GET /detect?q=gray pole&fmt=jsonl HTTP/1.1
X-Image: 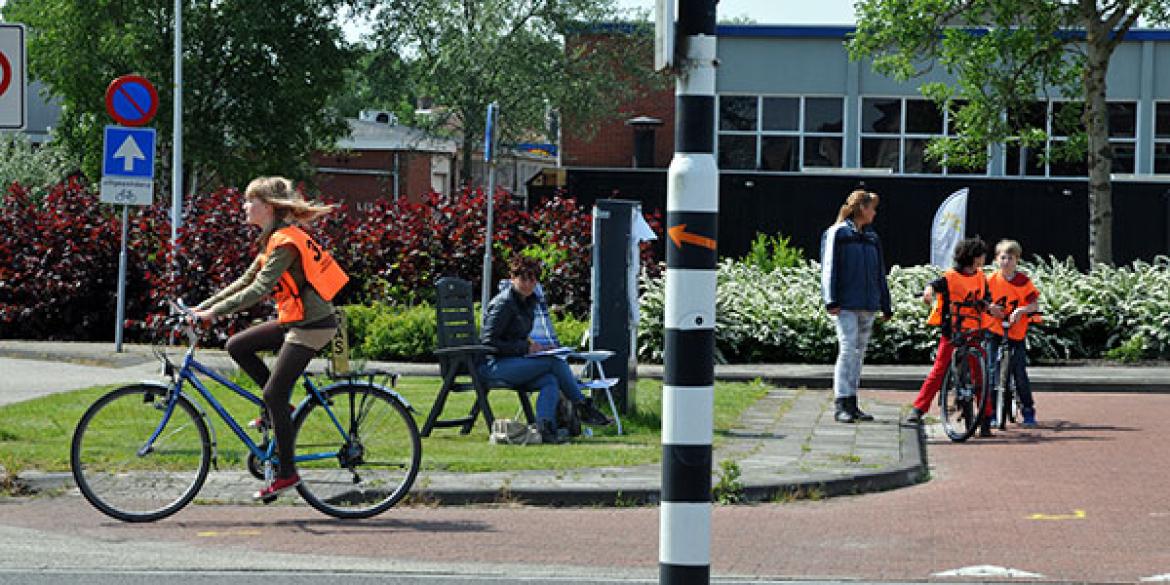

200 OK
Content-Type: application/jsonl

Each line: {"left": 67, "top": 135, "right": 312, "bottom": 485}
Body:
{"left": 171, "top": 0, "right": 183, "bottom": 249}
{"left": 115, "top": 205, "right": 129, "bottom": 352}
{"left": 660, "top": 1, "right": 718, "bottom": 583}
{"left": 480, "top": 102, "right": 498, "bottom": 314}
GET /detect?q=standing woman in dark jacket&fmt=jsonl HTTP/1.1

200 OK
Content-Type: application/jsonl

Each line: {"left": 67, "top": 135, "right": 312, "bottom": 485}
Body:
{"left": 820, "top": 189, "right": 892, "bottom": 423}
{"left": 479, "top": 256, "right": 611, "bottom": 443}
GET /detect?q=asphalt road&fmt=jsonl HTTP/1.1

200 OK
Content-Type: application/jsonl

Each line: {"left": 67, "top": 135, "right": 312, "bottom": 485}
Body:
{"left": 2, "top": 390, "right": 1168, "bottom": 582}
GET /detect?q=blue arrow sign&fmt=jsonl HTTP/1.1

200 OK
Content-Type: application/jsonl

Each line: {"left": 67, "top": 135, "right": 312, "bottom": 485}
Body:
{"left": 102, "top": 126, "right": 155, "bottom": 179}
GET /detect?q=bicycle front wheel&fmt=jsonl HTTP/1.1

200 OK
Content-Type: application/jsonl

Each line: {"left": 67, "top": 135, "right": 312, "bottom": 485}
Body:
{"left": 293, "top": 384, "right": 421, "bottom": 519}
{"left": 939, "top": 345, "right": 988, "bottom": 442}
{"left": 71, "top": 384, "right": 210, "bottom": 522}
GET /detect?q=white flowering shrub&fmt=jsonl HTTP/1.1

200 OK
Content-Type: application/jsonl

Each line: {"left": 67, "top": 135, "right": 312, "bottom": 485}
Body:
{"left": 637, "top": 256, "right": 1170, "bottom": 364}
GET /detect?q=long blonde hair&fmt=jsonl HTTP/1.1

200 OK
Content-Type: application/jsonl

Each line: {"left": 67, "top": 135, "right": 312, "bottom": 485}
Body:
{"left": 836, "top": 189, "right": 879, "bottom": 223}
{"left": 247, "top": 176, "right": 335, "bottom": 252}
{"left": 246, "top": 176, "right": 334, "bottom": 225}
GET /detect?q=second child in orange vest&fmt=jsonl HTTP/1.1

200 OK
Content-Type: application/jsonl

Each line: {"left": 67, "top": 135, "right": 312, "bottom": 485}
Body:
{"left": 191, "top": 177, "right": 348, "bottom": 501}
{"left": 985, "top": 239, "right": 1041, "bottom": 427}
{"left": 906, "top": 237, "right": 1003, "bottom": 435}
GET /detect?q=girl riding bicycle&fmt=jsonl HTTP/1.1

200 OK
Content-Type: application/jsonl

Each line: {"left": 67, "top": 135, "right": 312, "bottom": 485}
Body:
{"left": 906, "top": 237, "right": 1003, "bottom": 436}
{"left": 191, "top": 176, "right": 348, "bottom": 500}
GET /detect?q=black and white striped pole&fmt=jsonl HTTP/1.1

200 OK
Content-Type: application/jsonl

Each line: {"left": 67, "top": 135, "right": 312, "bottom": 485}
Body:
{"left": 658, "top": 1, "right": 717, "bottom": 583}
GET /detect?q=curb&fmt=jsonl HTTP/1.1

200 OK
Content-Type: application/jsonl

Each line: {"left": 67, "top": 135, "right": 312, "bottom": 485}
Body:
{"left": 15, "top": 421, "right": 928, "bottom": 508}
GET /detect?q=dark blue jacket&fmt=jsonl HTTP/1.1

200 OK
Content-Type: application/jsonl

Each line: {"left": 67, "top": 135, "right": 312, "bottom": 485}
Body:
{"left": 820, "top": 219, "right": 892, "bottom": 314}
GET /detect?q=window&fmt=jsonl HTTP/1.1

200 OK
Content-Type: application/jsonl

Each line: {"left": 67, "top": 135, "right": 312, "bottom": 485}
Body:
{"left": 1005, "top": 100, "right": 1137, "bottom": 177}
{"left": 716, "top": 95, "right": 843, "bottom": 171}
{"left": 859, "top": 97, "right": 968, "bottom": 175}
{"left": 1155, "top": 102, "right": 1170, "bottom": 174}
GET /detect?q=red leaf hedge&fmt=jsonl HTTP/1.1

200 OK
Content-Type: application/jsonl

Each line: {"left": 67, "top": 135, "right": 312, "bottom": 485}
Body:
{"left": 0, "top": 181, "right": 661, "bottom": 342}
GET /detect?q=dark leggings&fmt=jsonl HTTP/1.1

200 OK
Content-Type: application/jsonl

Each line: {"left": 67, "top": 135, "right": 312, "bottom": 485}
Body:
{"left": 225, "top": 321, "right": 316, "bottom": 479}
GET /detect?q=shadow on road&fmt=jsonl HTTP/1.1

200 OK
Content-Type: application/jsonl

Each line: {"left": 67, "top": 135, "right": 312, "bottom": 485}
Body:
{"left": 98, "top": 517, "right": 493, "bottom": 535}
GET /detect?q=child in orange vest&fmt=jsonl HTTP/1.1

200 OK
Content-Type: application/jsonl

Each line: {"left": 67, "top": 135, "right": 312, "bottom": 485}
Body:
{"left": 985, "top": 239, "right": 1040, "bottom": 427}
{"left": 906, "top": 237, "right": 1002, "bottom": 436}
{"left": 192, "top": 177, "right": 347, "bottom": 500}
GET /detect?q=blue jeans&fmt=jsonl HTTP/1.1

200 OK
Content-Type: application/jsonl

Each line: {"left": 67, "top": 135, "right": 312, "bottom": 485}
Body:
{"left": 832, "top": 310, "right": 876, "bottom": 399}
{"left": 479, "top": 356, "right": 585, "bottom": 424}
{"left": 986, "top": 337, "right": 1034, "bottom": 411}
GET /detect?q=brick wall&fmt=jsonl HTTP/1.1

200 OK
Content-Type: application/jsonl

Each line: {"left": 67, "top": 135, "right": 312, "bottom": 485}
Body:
{"left": 313, "top": 150, "right": 451, "bottom": 204}
{"left": 561, "top": 33, "right": 675, "bottom": 169}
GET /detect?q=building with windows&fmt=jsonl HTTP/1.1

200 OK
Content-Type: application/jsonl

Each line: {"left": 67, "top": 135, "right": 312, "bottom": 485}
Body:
{"left": 555, "top": 25, "right": 1170, "bottom": 266}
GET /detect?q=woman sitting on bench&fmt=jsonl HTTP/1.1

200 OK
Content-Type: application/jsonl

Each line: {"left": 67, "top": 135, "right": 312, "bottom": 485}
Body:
{"left": 479, "top": 256, "right": 612, "bottom": 443}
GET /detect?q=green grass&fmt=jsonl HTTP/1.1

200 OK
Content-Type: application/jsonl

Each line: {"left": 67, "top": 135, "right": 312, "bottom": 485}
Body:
{"left": 0, "top": 375, "right": 770, "bottom": 474}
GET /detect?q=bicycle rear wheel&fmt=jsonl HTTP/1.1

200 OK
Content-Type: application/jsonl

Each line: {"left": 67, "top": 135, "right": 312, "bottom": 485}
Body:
{"left": 71, "top": 384, "right": 210, "bottom": 522}
{"left": 939, "top": 344, "right": 988, "bottom": 442}
{"left": 292, "top": 383, "right": 421, "bottom": 519}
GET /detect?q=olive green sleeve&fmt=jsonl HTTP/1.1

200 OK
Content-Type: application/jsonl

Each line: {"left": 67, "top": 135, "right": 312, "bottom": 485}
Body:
{"left": 195, "top": 255, "right": 263, "bottom": 310}
{"left": 207, "top": 246, "right": 297, "bottom": 317}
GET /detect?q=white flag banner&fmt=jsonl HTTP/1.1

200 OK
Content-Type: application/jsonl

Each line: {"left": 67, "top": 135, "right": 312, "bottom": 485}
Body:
{"left": 931, "top": 187, "right": 968, "bottom": 268}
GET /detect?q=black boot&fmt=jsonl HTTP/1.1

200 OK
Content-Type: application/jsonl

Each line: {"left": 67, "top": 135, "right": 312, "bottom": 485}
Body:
{"left": 834, "top": 397, "right": 857, "bottom": 423}
{"left": 539, "top": 420, "right": 567, "bottom": 444}
{"left": 847, "top": 396, "right": 875, "bottom": 422}
{"left": 979, "top": 416, "right": 993, "bottom": 437}
{"left": 575, "top": 397, "right": 613, "bottom": 426}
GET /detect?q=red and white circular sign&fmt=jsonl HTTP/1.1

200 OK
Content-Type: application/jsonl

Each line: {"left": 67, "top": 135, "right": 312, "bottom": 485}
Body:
{"left": 0, "top": 51, "right": 11, "bottom": 98}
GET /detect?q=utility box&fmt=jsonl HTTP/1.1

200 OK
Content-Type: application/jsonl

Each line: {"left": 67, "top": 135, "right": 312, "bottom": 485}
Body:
{"left": 591, "top": 199, "right": 653, "bottom": 414}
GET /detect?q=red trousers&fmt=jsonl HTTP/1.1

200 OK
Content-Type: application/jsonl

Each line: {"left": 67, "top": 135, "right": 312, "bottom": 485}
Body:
{"left": 912, "top": 336, "right": 988, "bottom": 414}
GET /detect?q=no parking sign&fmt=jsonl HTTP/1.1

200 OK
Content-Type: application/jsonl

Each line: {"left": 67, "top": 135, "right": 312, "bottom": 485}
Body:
{"left": 105, "top": 75, "right": 159, "bottom": 127}
{"left": 0, "top": 24, "right": 26, "bottom": 130}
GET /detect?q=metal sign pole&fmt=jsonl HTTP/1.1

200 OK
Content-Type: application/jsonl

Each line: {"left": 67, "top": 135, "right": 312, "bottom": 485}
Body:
{"left": 115, "top": 205, "right": 129, "bottom": 352}
{"left": 171, "top": 0, "right": 183, "bottom": 252}
{"left": 480, "top": 101, "right": 499, "bottom": 314}
{"left": 660, "top": 1, "right": 718, "bottom": 583}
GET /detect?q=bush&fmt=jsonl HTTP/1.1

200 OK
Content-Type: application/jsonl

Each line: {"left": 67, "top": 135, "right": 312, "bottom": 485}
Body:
{"left": 637, "top": 256, "right": 1170, "bottom": 364}
{"left": 1, "top": 180, "right": 648, "bottom": 341}
{"left": 356, "top": 303, "right": 437, "bottom": 361}
{"left": 741, "top": 232, "right": 804, "bottom": 273}
{"left": 0, "top": 135, "right": 76, "bottom": 202}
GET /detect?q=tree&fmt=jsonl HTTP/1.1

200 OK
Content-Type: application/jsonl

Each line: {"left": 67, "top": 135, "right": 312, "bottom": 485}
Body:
{"left": 362, "top": 0, "right": 654, "bottom": 184}
{"left": 849, "top": 0, "right": 1170, "bottom": 265}
{"left": 327, "top": 44, "right": 418, "bottom": 123}
{"left": 3, "top": 0, "right": 356, "bottom": 195}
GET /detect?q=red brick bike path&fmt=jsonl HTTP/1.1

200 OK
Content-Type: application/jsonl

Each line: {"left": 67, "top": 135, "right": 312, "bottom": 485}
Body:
{"left": 3, "top": 390, "right": 1168, "bottom": 582}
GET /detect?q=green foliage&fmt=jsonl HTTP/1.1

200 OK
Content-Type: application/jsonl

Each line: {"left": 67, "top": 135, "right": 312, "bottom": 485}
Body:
{"left": 365, "top": 0, "right": 656, "bottom": 182}
{"left": 741, "top": 232, "right": 805, "bottom": 273}
{"left": 0, "top": 134, "right": 76, "bottom": 201}
{"left": 3, "top": 0, "right": 354, "bottom": 192}
{"left": 1105, "top": 334, "right": 1147, "bottom": 364}
{"left": 345, "top": 301, "right": 586, "bottom": 359}
{"left": 638, "top": 256, "right": 1170, "bottom": 364}
{"left": 713, "top": 459, "right": 744, "bottom": 505}
{"left": 553, "top": 312, "right": 590, "bottom": 350}
{"left": 352, "top": 303, "right": 437, "bottom": 362}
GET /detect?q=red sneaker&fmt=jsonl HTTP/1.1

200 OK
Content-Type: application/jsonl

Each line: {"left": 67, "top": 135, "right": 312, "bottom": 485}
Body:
{"left": 253, "top": 474, "right": 301, "bottom": 500}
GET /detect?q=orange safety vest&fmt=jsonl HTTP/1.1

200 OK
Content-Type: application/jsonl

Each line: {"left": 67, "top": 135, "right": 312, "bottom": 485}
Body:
{"left": 260, "top": 225, "right": 349, "bottom": 324}
{"left": 985, "top": 271, "right": 1040, "bottom": 341}
{"left": 926, "top": 269, "right": 988, "bottom": 330}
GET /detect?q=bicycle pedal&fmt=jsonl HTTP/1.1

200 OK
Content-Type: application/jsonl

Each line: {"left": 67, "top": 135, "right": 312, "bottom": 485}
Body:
{"left": 261, "top": 494, "right": 278, "bottom": 505}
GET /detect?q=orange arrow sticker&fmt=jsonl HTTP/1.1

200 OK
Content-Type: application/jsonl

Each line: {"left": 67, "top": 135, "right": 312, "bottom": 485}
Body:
{"left": 668, "top": 224, "right": 716, "bottom": 251}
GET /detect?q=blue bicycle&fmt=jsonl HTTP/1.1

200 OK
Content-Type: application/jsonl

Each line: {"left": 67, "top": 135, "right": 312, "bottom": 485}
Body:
{"left": 70, "top": 301, "right": 421, "bottom": 522}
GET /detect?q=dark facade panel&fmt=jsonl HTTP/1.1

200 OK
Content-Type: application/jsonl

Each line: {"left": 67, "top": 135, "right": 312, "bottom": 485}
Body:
{"left": 538, "top": 169, "right": 1170, "bottom": 268}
